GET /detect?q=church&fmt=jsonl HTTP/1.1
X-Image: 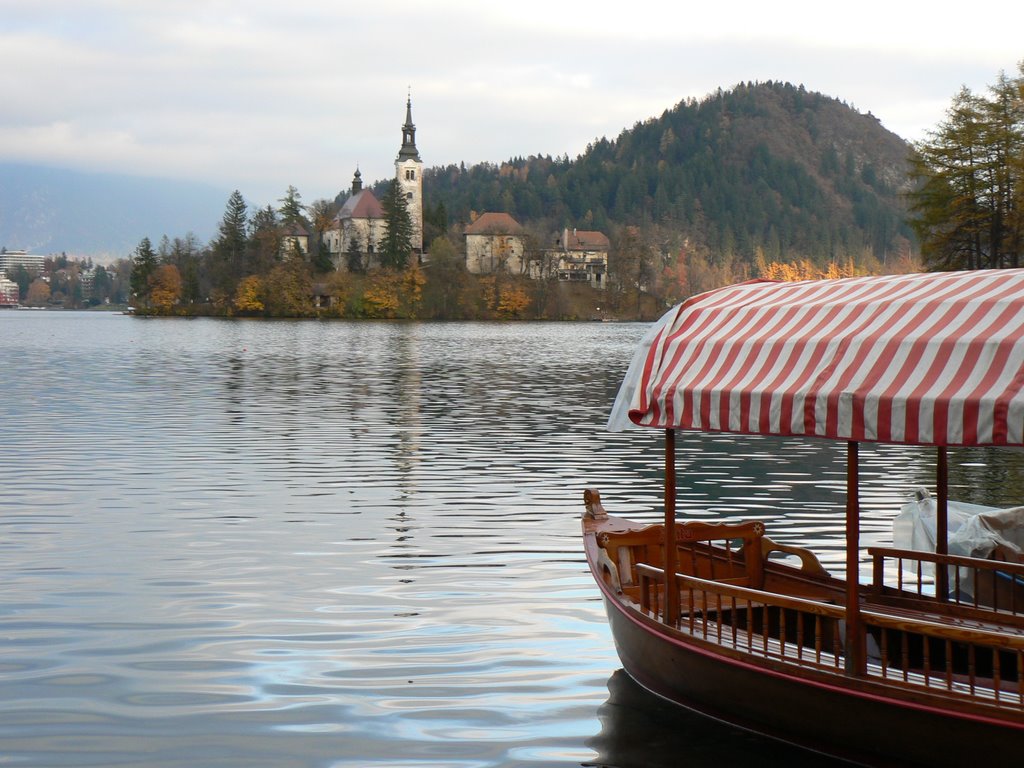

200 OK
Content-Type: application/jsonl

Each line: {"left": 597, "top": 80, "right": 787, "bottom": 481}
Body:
{"left": 322, "top": 98, "right": 424, "bottom": 270}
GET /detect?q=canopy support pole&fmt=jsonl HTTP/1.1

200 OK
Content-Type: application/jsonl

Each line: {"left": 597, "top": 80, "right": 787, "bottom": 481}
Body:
{"left": 845, "top": 441, "right": 865, "bottom": 675}
{"left": 936, "top": 446, "right": 949, "bottom": 602}
{"left": 664, "top": 429, "right": 679, "bottom": 627}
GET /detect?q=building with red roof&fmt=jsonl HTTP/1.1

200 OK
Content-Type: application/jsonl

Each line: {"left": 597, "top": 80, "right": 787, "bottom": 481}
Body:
{"left": 464, "top": 212, "right": 527, "bottom": 274}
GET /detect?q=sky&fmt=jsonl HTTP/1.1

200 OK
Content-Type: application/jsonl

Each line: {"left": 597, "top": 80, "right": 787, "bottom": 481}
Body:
{"left": 4, "top": 0, "right": 1022, "bottom": 208}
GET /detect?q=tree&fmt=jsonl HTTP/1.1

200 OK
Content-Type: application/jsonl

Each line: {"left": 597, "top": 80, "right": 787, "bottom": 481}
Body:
{"left": 249, "top": 205, "right": 281, "bottom": 274}
{"left": 423, "top": 200, "right": 448, "bottom": 248}
{"left": 362, "top": 270, "right": 402, "bottom": 318}
{"left": 307, "top": 198, "right": 334, "bottom": 232}
{"left": 496, "top": 281, "right": 531, "bottom": 318}
{"left": 399, "top": 265, "right": 426, "bottom": 318}
{"left": 909, "top": 66, "right": 1024, "bottom": 270}
{"left": 307, "top": 198, "right": 337, "bottom": 273}
{"left": 346, "top": 235, "right": 364, "bottom": 273}
{"left": 321, "top": 271, "right": 349, "bottom": 316}
{"left": 130, "top": 236, "right": 158, "bottom": 307}
{"left": 311, "top": 242, "right": 334, "bottom": 274}
{"left": 169, "top": 233, "right": 203, "bottom": 305}
{"left": 380, "top": 178, "right": 415, "bottom": 269}
{"left": 90, "top": 265, "right": 112, "bottom": 305}
{"left": 233, "top": 275, "right": 265, "bottom": 315}
{"left": 420, "top": 236, "right": 467, "bottom": 317}
{"left": 611, "top": 226, "right": 655, "bottom": 319}
{"left": 8, "top": 264, "right": 33, "bottom": 300}
{"left": 210, "top": 190, "right": 248, "bottom": 299}
{"left": 278, "top": 185, "right": 305, "bottom": 224}
{"left": 262, "top": 248, "right": 312, "bottom": 317}
{"left": 149, "top": 264, "right": 182, "bottom": 312}
{"left": 25, "top": 278, "right": 50, "bottom": 307}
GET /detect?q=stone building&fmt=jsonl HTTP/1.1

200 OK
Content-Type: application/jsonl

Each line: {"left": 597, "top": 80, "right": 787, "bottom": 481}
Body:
{"left": 281, "top": 222, "right": 309, "bottom": 256}
{"left": 464, "top": 212, "right": 526, "bottom": 274}
{"left": 323, "top": 170, "right": 385, "bottom": 270}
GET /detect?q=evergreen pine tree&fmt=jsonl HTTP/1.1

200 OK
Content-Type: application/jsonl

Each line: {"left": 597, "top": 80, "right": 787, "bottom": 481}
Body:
{"left": 346, "top": 236, "right": 364, "bottom": 273}
{"left": 210, "top": 190, "right": 249, "bottom": 297}
{"left": 909, "top": 66, "right": 1024, "bottom": 271}
{"left": 130, "top": 236, "right": 158, "bottom": 307}
{"left": 278, "top": 185, "right": 305, "bottom": 224}
{"left": 249, "top": 205, "right": 281, "bottom": 274}
{"left": 380, "top": 179, "right": 415, "bottom": 269}
{"left": 312, "top": 241, "right": 334, "bottom": 273}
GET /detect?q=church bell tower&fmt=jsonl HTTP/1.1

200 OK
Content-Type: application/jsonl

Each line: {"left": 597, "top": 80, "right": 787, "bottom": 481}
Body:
{"left": 395, "top": 95, "right": 424, "bottom": 254}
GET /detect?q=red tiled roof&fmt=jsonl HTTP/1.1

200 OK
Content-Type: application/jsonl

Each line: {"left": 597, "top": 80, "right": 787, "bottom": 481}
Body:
{"left": 337, "top": 190, "right": 383, "bottom": 220}
{"left": 283, "top": 222, "right": 309, "bottom": 236}
{"left": 564, "top": 229, "right": 609, "bottom": 250}
{"left": 464, "top": 212, "right": 525, "bottom": 235}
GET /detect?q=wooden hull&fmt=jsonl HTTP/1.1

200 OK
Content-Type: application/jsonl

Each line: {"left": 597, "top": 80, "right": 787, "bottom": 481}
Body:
{"left": 599, "top": 566, "right": 1024, "bottom": 767}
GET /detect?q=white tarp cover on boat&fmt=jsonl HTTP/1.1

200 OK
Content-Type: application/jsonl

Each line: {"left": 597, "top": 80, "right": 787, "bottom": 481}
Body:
{"left": 893, "top": 489, "right": 1024, "bottom": 597}
{"left": 611, "top": 269, "right": 1024, "bottom": 446}
{"left": 893, "top": 489, "right": 1024, "bottom": 561}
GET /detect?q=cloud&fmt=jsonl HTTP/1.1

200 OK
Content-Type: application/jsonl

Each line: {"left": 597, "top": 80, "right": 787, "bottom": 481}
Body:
{"left": 3, "top": 1, "right": 1022, "bottom": 206}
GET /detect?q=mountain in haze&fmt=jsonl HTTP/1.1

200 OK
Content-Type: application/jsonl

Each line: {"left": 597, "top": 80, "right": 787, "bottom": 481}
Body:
{"left": 0, "top": 163, "right": 227, "bottom": 260}
{"left": 425, "top": 81, "right": 915, "bottom": 264}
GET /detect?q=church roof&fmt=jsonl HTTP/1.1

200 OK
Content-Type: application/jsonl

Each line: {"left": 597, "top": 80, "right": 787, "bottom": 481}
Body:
{"left": 398, "top": 97, "right": 421, "bottom": 162}
{"left": 464, "top": 212, "right": 525, "bottom": 236}
{"left": 337, "top": 190, "right": 383, "bottom": 221}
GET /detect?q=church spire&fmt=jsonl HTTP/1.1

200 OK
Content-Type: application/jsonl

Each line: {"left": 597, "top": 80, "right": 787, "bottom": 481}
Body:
{"left": 397, "top": 94, "right": 420, "bottom": 162}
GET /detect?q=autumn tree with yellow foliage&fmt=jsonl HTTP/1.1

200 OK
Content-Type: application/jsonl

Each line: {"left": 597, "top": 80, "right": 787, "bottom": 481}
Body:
{"left": 148, "top": 264, "right": 183, "bottom": 312}
{"left": 496, "top": 282, "right": 531, "bottom": 318}
{"left": 756, "top": 252, "right": 860, "bottom": 282}
{"left": 360, "top": 266, "right": 425, "bottom": 319}
{"left": 233, "top": 275, "right": 265, "bottom": 315}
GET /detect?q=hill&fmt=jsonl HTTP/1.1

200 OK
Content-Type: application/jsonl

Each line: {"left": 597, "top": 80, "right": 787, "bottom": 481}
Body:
{"left": 0, "top": 163, "right": 225, "bottom": 260}
{"left": 424, "top": 81, "right": 914, "bottom": 266}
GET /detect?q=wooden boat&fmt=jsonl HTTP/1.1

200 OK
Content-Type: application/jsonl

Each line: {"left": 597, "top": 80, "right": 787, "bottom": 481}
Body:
{"left": 584, "top": 270, "right": 1024, "bottom": 766}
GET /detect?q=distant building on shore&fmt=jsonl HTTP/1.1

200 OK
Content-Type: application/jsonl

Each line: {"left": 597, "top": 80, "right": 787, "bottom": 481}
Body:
{"left": 545, "top": 227, "right": 609, "bottom": 289}
{"left": 0, "top": 249, "right": 45, "bottom": 275}
{"left": 0, "top": 273, "right": 18, "bottom": 306}
{"left": 324, "top": 170, "right": 385, "bottom": 270}
{"left": 464, "top": 212, "right": 527, "bottom": 274}
{"left": 462, "top": 216, "right": 609, "bottom": 290}
{"left": 281, "top": 222, "right": 309, "bottom": 256}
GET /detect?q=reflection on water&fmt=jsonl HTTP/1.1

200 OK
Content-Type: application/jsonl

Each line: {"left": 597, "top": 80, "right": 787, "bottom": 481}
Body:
{"left": 2, "top": 311, "right": 1024, "bottom": 767}
{"left": 586, "top": 671, "right": 849, "bottom": 768}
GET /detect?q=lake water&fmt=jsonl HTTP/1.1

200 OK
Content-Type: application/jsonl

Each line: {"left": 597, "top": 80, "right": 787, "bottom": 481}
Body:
{"left": 2, "top": 311, "right": 1021, "bottom": 767}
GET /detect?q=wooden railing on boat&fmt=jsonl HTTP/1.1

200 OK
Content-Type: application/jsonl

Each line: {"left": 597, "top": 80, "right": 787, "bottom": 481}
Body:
{"left": 869, "top": 546, "right": 1024, "bottom": 618}
{"left": 630, "top": 562, "right": 1024, "bottom": 714}
{"left": 637, "top": 563, "right": 846, "bottom": 672}
{"left": 596, "top": 521, "right": 833, "bottom": 604}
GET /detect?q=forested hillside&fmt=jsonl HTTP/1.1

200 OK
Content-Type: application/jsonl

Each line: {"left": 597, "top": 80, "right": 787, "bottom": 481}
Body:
{"left": 424, "top": 82, "right": 915, "bottom": 270}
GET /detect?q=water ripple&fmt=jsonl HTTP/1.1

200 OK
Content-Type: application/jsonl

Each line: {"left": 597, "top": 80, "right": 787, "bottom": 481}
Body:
{"left": 2, "top": 312, "right": 1023, "bottom": 766}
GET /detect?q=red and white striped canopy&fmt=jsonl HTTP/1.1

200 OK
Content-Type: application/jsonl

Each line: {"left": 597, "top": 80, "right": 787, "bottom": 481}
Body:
{"left": 616, "top": 270, "right": 1024, "bottom": 446}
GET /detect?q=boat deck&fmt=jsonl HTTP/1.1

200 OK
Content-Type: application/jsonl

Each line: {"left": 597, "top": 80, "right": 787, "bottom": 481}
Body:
{"left": 587, "top": 511, "right": 1024, "bottom": 719}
